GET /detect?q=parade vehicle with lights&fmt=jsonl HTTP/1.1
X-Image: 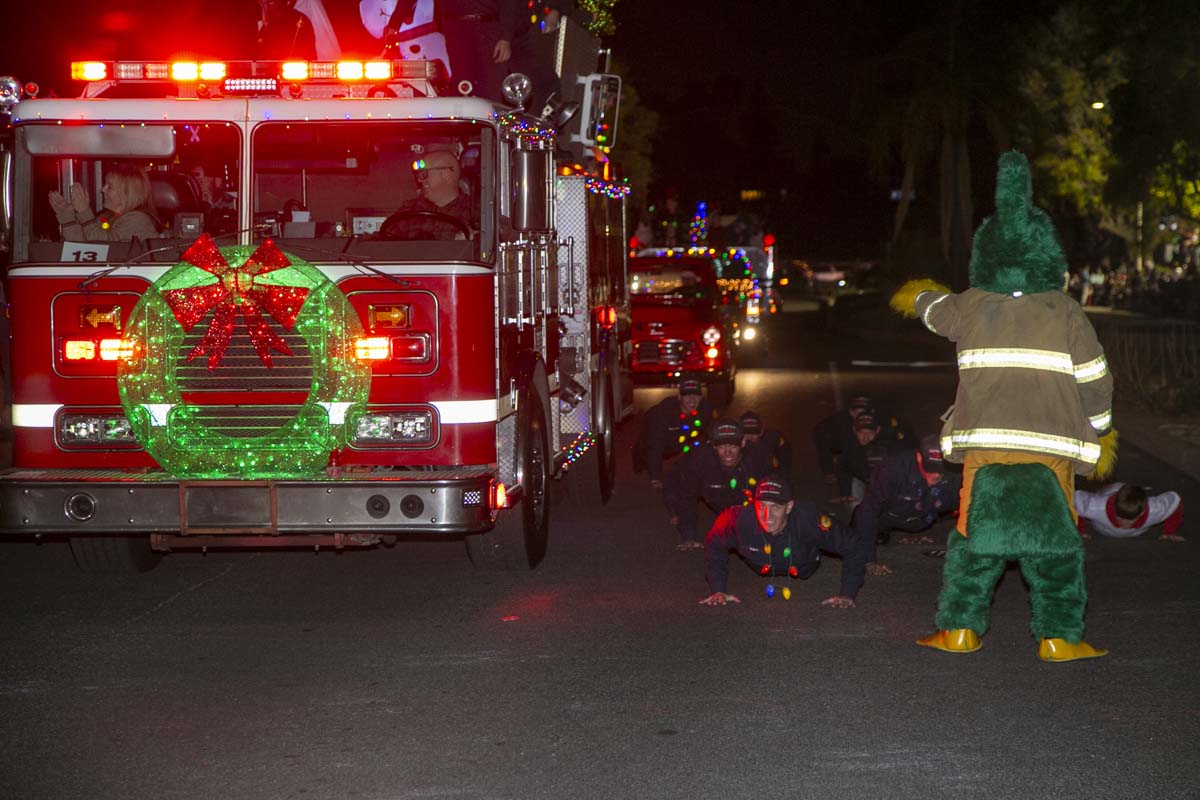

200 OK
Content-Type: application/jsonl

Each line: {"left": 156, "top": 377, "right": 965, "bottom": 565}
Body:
{"left": 716, "top": 244, "right": 778, "bottom": 359}
{"left": 0, "top": 47, "right": 632, "bottom": 572}
{"left": 627, "top": 253, "right": 735, "bottom": 407}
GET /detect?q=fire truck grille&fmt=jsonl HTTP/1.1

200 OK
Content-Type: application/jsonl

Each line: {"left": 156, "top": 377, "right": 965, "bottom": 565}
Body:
{"left": 174, "top": 324, "right": 315, "bottom": 438}
{"left": 185, "top": 405, "right": 312, "bottom": 439}
{"left": 635, "top": 339, "right": 694, "bottom": 365}
{"left": 176, "top": 325, "right": 314, "bottom": 392}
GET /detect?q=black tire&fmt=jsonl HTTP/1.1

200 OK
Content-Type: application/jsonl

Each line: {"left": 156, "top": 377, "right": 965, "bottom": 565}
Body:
{"left": 466, "top": 392, "right": 550, "bottom": 570}
{"left": 708, "top": 376, "right": 734, "bottom": 411}
{"left": 565, "top": 376, "right": 616, "bottom": 506}
{"left": 69, "top": 536, "right": 162, "bottom": 574}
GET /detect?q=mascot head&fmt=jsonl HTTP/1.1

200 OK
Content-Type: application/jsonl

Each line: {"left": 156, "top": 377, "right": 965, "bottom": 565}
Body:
{"left": 968, "top": 151, "right": 1067, "bottom": 294}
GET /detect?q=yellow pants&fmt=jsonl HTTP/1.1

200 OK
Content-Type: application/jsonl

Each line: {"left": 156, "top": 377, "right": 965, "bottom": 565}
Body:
{"left": 956, "top": 449, "right": 1076, "bottom": 536}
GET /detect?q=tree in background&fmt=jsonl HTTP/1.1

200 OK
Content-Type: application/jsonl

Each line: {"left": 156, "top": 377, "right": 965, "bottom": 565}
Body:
{"left": 1013, "top": 3, "right": 1132, "bottom": 261}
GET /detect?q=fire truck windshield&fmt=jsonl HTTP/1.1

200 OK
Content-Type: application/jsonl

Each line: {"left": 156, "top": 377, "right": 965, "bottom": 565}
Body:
{"left": 252, "top": 121, "right": 495, "bottom": 264}
{"left": 17, "top": 121, "right": 242, "bottom": 264}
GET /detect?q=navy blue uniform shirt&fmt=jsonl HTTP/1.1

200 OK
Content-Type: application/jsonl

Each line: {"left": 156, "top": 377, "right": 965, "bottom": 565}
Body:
{"left": 663, "top": 441, "right": 772, "bottom": 542}
{"left": 852, "top": 449, "right": 963, "bottom": 556}
{"left": 704, "top": 502, "right": 869, "bottom": 599}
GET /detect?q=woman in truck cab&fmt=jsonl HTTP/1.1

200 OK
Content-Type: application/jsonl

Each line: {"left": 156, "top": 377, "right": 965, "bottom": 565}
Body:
{"left": 49, "top": 163, "right": 161, "bottom": 242}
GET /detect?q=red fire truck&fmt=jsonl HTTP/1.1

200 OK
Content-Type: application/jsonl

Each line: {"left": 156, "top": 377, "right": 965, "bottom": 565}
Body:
{"left": 0, "top": 50, "right": 633, "bottom": 572}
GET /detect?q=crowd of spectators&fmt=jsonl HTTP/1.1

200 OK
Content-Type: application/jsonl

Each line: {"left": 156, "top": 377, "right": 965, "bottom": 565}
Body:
{"left": 1067, "top": 259, "right": 1200, "bottom": 319}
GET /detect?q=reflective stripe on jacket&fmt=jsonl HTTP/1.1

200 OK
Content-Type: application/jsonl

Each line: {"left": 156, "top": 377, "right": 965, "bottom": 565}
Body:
{"left": 914, "top": 287, "right": 1113, "bottom": 475}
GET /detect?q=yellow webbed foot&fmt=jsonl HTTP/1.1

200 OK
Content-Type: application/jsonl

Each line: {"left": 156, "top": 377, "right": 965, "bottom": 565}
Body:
{"left": 1038, "top": 638, "right": 1108, "bottom": 662}
{"left": 916, "top": 628, "right": 981, "bottom": 653}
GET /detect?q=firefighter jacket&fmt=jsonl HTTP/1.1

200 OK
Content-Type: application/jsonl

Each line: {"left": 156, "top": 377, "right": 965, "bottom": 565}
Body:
{"left": 915, "top": 287, "right": 1113, "bottom": 474}
{"left": 663, "top": 441, "right": 772, "bottom": 542}
{"left": 704, "top": 502, "right": 868, "bottom": 599}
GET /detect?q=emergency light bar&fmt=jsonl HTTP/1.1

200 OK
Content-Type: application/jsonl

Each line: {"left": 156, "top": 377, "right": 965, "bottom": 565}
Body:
{"left": 70, "top": 59, "right": 441, "bottom": 95}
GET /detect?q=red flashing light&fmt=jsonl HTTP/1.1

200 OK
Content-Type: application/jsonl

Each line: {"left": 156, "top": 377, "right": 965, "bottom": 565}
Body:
{"left": 281, "top": 62, "right": 308, "bottom": 81}
{"left": 493, "top": 482, "right": 508, "bottom": 509}
{"left": 337, "top": 61, "right": 364, "bottom": 81}
{"left": 600, "top": 306, "right": 618, "bottom": 330}
{"left": 171, "top": 62, "right": 199, "bottom": 81}
{"left": 762, "top": 233, "right": 776, "bottom": 248}
{"left": 71, "top": 62, "right": 108, "bottom": 81}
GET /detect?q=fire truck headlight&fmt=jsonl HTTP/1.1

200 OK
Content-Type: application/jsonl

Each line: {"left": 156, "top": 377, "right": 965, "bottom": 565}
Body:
{"left": 353, "top": 410, "right": 434, "bottom": 444}
{"left": 60, "top": 414, "right": 136, "bottom": 445}
{"left": 701, "top": 326, "right": 721, "bottom": 346}
{"left": 743, "top": 326, "right": 757, "bottom": 341}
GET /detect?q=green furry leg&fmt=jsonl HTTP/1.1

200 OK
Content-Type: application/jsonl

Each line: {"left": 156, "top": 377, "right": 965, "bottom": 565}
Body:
{"left": 1018, "top": 549, "right": 1087, "bottom": 642}
{"left": 934, "top": 531, "right": 1007, "bottom": 636}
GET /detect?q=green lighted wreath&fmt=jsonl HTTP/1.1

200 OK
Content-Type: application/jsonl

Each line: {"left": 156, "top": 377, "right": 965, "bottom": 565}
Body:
{"left": 118, "top": 236, "right": 370, "bottom": 478}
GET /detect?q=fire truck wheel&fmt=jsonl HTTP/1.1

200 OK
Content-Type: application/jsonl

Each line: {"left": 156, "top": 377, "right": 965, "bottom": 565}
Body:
{"left": 69, "top": 536, "right": 162, "bottom": 574}
{"left": 565, "top": 378, "right": 615, "bottom": 506}
{"left": 466, "top": 393, "right": 550, "bottom": 570}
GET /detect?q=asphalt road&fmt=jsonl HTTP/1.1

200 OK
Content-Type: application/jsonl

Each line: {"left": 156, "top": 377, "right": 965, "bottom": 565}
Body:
{"left": 2, "top": 301, "right": 1197, "bottom": 800}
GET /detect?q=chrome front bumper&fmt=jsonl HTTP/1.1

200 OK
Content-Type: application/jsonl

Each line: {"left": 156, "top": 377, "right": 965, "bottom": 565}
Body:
{"left": 0, "top": 469, "right": 495, "bottom": 536}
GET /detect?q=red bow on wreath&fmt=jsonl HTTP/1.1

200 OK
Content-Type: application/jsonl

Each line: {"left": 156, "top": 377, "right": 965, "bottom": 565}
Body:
{"left": 162, "top": 234, "right": 310, "bottom": 370}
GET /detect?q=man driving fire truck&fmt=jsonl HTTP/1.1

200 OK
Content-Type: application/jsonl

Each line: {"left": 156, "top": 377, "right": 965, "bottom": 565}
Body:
{"left": 379, "top": 149, "right": 474, "bottom": 240}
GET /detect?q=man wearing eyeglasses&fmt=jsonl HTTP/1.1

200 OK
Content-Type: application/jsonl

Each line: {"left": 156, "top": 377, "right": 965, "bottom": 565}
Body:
{"left": 379, "top": 150, "right": 474, "bottom": 240}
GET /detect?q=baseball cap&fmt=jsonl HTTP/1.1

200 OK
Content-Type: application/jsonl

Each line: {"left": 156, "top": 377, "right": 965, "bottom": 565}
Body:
{"left": 919, "top": 433, "right": 945, "bottom": 472}
{"left": 754, "top": 473, "right": 794, "bottom": 504}
{"left": 739, "top": 410, "right": 763, "bottom": 436}
{"left": 710, "top": 417, "right": 742, "bottom": 445}
{"left": 853, "top": 411, "right": 879, "bottom": 431}
{"left": 679, "top": 378, "right": 703, "bottom": 396}
{"left": 848, "top": 395, "right": 873, "bottom": 412}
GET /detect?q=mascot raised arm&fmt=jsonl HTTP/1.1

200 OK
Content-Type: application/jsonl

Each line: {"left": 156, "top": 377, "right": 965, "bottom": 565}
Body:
{"left": 891, "top": 151, "right": 1117, "bottom": 663}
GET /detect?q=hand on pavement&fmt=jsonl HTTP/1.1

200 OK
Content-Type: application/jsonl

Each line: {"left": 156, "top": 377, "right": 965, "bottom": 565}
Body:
{"left": 899, "top": 534, "right": 935, "bottom": 545}
{"left": 676, "top": 541, "right": 703, "bottom": 552}
{"left": 699, "top": 592, "right": 740, "bottom": 606}
{"left": 866, "top": 562, "right": 893, "bottom": 576}
{"left": 1159, "top": 532, "right": 1186, "bottom": 542}
{"left": 650, "top": 479, "right": 663, "bottom": 489}
{"left": 820, "top": 595, "right": 855, "bottom": 609}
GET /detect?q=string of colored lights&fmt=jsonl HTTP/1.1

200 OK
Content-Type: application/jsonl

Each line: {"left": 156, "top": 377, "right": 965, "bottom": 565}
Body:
{"left": 689, "top": 201, "right": 708, "bottom": 245}
{"left": 560, "top": 431, "right": 596, "bottom": 468}
{"left": 760, "top": 535, "right": 798, "bottom": 600}
{"left": 578, "top": 0, "right": 618, "bottom": 36}
{"left": 497, "top": 113, "right": 556, "bottom": 145}
{"left": 585, "top": 177, "right": 631, "bottom": 198}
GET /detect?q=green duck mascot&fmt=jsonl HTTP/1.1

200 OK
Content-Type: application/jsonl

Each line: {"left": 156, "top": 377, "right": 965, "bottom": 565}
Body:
{"left": 892, "top": 151, "right": 1117, "bottom": 662}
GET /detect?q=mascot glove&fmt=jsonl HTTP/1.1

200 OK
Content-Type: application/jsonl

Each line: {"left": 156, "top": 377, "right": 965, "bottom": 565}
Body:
{"left": 890, "top": 278, "right": 951, "bottom": 319}
{"left": 1088, "top": 428, "right": 1119, "bottom": 481}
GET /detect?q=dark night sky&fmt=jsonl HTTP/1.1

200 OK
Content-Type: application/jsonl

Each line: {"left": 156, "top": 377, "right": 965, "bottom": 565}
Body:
{"left": 4, "top": 1, "right": 959, "bottom": 256}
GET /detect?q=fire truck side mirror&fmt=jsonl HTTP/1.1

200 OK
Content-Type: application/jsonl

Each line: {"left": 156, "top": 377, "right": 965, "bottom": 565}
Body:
{"left": 512, "top": 149, "right": 553, "bottom": 232}
{"left": 572, "top": 74, "right": 621, "bottom": 150}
